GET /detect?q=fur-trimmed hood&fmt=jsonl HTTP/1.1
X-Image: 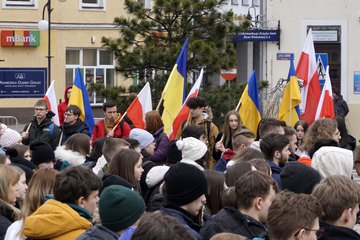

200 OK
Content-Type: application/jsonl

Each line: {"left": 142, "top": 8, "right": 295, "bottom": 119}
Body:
{"left": 55, "top": 146, "right": 86, "bottom": 166}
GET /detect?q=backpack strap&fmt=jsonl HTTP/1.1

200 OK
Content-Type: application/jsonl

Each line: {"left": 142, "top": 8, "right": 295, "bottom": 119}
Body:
{"left": 49, "top": 123, "right": 55, "bottom": 139}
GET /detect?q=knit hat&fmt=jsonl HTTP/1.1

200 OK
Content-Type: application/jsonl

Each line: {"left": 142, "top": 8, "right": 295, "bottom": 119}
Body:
{"left": 30, "top": 141, "right": 55, "bottom": 166}
{"left": 164, "top": 163, "right": 207, "bottom": 206}
{"left": 166, "top": 140, "right": 182, "bottom": 165}
{"left": 0, "top": 124, "right": 22, "bottom": 148}
{"left": 280, "top": 162, "right": 321, "bottom": 194}
{"left": 99, "top": 185, "right": 146, "bottom": 232}
{"left": 146, "top": 165, "right": 170, "bottom": 188}
{"left": 129, "top": 128, "right": 154, "bottom": 150}
{"left": 177, "top": 137, "right": 207, "bottom": 171}
{"left": 312, "top": 146, "right": 353, "bottom": 178}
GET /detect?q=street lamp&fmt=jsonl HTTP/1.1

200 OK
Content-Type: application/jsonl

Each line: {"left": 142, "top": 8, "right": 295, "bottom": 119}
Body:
{"left": 38, "top": 0, "right": 65, "bottom": 88}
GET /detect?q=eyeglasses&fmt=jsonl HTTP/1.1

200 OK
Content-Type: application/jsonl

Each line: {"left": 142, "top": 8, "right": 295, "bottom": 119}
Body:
{"left": 294, "top": 228, "right": 324, "bottom": 238}
{"left": 34, "top": 108, "right": 47, "bottom": 111}
{"left": 64, "top": 113, "right": 74, "bottom": 117}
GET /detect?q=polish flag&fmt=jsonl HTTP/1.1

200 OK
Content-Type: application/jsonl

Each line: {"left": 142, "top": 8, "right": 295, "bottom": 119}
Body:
{"left": 315, "top": 66, "right": 335, "bottom": 119}
{"left": 296, "top": 29, "right": 321, "bottom": 125}
{"left": 43, "top": 80, "right": 60, "bottom": 126}
{"left": 126, "top": 82, "right": 152, "bottom": 129}
{"left": 169, "top": 69, "right": 203, "bottom": 140}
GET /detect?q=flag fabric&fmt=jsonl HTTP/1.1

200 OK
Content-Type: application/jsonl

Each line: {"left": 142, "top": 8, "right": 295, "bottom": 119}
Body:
{"left": 125, "top": 82, "right": 152, "bottom": 129}
{"left": 43, "top": 80, "right": 60, "bottom": 126}
{"left": 161, "top": 38, "right": 188, "bottom": 135}
{"left": 296, "top": 29, "right": 321, "bottom": 125}
{"left": 68, "top": 68, "right": 95, "bottom": 135}
{"left": 315, "top": 66, "right": 335, "bottom": 119}
{"left": 278, "top": 58, "right": 301, "bottom": 127}
{"left": 239, "top": 70, "right": 262, "bottom": 137}
{"left": 169, "top": 68, "right": 203, "bottom": 140}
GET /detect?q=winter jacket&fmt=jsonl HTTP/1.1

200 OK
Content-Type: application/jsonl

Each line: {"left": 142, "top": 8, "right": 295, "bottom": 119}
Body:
{"left": 24, "top": 199, "right": 92, "bottom": 240}
{"left": 77, "top": 225, "right": 119, "bottom": 240}
{"left": 319, "top": 221, "right": 360, "bottom": 240}
{"left": 334, "top": 96, "right": 349, "bottom": 118}
{"left": 200, "top": 207, "right": 268, "bottom": 240}
{"left": 149, "top": 127, "right": 169, "bottom": 164}
{"left": 91, "top": 118, "right": 130, "bottom": 144}
{"left": 267, "top": 160, "right": 282, "bottom": 188}
{"left": 22, "top": 112, "right": 61, "bottom": 150}
{"left": 55, "top": 146, "right": 87, "bottom": 166}
{"left": 161, "top": 204, "right": 203, "bottom": 240}
{"left": 0, "top": 205, "right": 17, "bottom": 240}
{"left": 61, "top": 119, "right": 90, "bottom": 144}
{"left": 58, "top": 86, "right": 72, "bottom": 125}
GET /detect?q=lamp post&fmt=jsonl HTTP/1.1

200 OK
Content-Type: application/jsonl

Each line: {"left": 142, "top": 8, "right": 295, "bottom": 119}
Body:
{"left": 38, "top": 0, "right": 52, "bottom": 89}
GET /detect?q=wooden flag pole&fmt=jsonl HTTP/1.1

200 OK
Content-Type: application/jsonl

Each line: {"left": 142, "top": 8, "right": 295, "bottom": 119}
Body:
{"left": 155, "top": 96, "right": 164, "bottom": 112}
{"left": 111, "top": 112, "right": 128, "bottom": 132}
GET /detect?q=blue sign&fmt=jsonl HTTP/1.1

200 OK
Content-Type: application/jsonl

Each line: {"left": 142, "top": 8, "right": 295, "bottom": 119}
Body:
{"left": 236, "top": 30, "right": 280, "bottom": 42}
{"left": 315, "top": 53, "right": 328, "bottom": 86}
{"left": 0, "top": 68, "right": 47, "bottom": 98}
{"left": 277, "top": 53, "right": 294, "bottom": 60}
{"left": 354, "top": 71, "right": 360, "bottom": 94}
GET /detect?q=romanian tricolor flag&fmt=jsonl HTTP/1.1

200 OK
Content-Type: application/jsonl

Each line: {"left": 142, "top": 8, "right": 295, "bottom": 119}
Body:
{"left": 239, "top": 70, "right": 262, "bottom": 137}
{"left": 161, "top": 38, "right": 188, "bottom": 135}
{"left": 68, "top": 68, "right": 95, "bottom": 135}
{"left": 278, "top": 57, "right": 301, "bottom": 127}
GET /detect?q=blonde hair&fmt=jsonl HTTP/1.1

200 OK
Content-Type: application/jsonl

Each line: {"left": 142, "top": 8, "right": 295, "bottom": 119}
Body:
{"left": 0, "top": 165, "right": 21, "bottom": 219}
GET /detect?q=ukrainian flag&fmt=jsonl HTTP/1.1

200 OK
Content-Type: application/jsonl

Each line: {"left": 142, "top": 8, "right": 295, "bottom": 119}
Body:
{"left": 278, "top": 58, "right": 301, "bottom": 127}
{"left": 162, "top": 38, "right": 188, "bottom": 135}
{"left": 68, "top": 68, "right": 95, "bottom": 135}
{"left": 239, "top": 70, "right": 262, "bottom": 137}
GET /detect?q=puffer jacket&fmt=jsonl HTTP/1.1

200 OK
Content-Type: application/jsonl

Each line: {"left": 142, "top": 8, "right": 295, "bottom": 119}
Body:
{"left": 24, "top": 199, "right": 92, "bottom": 240}
{"left": 76, "top": 225, "right": 119, "bottom": 240}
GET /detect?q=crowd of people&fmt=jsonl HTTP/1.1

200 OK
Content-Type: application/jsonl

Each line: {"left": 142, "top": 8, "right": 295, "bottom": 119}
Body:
{"left": 0, "top": 92, "right": 358, "bottom": 240}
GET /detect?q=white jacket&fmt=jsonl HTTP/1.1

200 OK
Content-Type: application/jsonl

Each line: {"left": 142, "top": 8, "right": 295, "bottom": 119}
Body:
{"left": 54, "top": 146, "right": 86, "bottom": 166}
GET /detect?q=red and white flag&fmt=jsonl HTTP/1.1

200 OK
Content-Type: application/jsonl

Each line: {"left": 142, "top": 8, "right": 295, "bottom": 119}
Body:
{"left": 169, "top": 68, "right": 203, "bottom": 140}
{"left": 43, "top": 80, "right": 60, "bottom": 126}
{"left": 296, "top": 29, "right": 321, "bottom": 125}
{"left": 126, "top": 82, "right": 152, "bottom": 129}
{"left": 315, "top": 66, "right": 335, "bottom": 119}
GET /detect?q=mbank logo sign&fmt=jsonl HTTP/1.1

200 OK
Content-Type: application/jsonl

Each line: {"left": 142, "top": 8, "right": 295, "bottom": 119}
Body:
{"left": 1, "top": 30, "right": 40, "bottom": 47}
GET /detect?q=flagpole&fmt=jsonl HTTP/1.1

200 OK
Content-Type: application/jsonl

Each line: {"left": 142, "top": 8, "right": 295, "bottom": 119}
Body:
{"left": 155, "top": 96, "right": 164, "bottom": 112}
{"left": 112, "top": 112, "right": 128, "bottom": 132}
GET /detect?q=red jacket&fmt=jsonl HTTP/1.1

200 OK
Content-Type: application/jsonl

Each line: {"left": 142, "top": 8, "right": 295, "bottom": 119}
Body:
{"left": 91, "top": 119, "right": 131, "bottom": 144}
{"left": 58, "top": 86, "right": 72, "bottom": 125}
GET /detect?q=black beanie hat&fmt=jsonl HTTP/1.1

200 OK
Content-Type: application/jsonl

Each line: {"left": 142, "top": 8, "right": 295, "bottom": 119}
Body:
{"left": 164, "top": 163, "right": 207, "bottom": 206}
{"left": 280, "top": 162, "right": 321, "bottom": 194}
{"left": 30, "top": 141, "right": 55, "bottom": 166}
{"left": 166, "top": 140, "right": 182, "bottom": 165}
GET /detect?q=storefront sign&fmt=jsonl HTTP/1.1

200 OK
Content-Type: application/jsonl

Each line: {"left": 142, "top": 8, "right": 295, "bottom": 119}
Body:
{"left": 1, "top": 30, "right": 40, "bottom": 47}
{"left": 0, "top": 68, "right": 46, "bottom": 98}
{"left": 276, "top": 53, "right": 294, "bottom": 60}
{"left": 236, "top": 30, "right": 280, "bottom": 42}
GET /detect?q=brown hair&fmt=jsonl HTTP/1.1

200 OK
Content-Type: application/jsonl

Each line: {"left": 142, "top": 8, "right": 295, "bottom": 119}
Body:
{"left": 222, "top": 186, "right": 237, "bottom": 208}
{"left": 312, "top": 175, "right": 360, "bottom": 222}
{"left": 9, "top": 144, "right": 29, "bottom": 159}
{"left": 54, "top": 166, "right": 102, "bottom": 203}
{"left": 102, "top": 138, "right": 130, "bottom": 163}
{"left": 64, "top": 133, "right": 90, "bottom": 156}
{"left": 65, "top": 105, "right": 82, "bottom": 117}
{"left": 303, "top": 118, "right": 338, "bottom": 151}
{"left": 259, "top": 133, "right": 289, "bottom": 160}
{"left": 145, "top": 110, "right": 163, "bottom": 134}
{"left": 204, "top": 170, "right": 225, "bottom": 215}
{"left": 235, "top": 171, "right": 278, "bottom": 210}
{"left": 131, "top": 211, "right": 196, "bottom": 240}
{"left": 34, "top": 99, "right": 48, "bottom": 109}
{"left": 225, "top": 162, "right": 253, "bottom": 187}
{"left": 108, "top": 149, "right": 142, "bottom": 186}
{"left": 210, "top": 233, "right": 247, "bottom": 240}
{"left": 222, "top": 111, "right": 242, "bottom": 148}
{"left": 248, "top": 158, "right": 271, "bottom": 175}
{"left": 231, "top": 129, "right": 255, "bottom": 151}
{"left": 232, "top": 147, "right": 264, "bottom": 162}
{"left": 21, "top": 168, "right": 59, "bottom": 217}
{"left": 268, "top": 191, "right": 322, "bottom": 239}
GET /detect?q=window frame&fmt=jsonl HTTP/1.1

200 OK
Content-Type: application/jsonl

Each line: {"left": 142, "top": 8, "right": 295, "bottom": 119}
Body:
{"left": 2, "top": 0, "right": 38, "bottom": 9}
{"left": 241, "top": 0, "right": 250, "bottom": 6}
{"left": 79, "top": 0, "right": 106, "bottom": 11}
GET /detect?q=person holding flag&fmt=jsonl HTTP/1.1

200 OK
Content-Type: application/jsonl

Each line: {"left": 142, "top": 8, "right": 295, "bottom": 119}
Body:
{"left": 91, "top": 102, "right": 131, "bottom": 144}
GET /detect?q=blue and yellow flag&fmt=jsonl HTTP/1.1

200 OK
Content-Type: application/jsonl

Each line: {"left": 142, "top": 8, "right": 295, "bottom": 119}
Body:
{"left": 239, "top": 70, "right": 262, "bottom": 137}
{"left": 278, "top": 58, "right": 301, "bottom": 127}
{"left": 68, "top": 68, "right": 95, "bottom": 135}
{"left": 162, "top": 38, "right": 188, "bottom": 135}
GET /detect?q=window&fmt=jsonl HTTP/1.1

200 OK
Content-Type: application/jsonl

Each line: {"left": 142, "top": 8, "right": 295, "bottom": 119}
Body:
{"left": 2, "top": 0, "right": 38, "bottom": 8}
{"left": 252, "top": 0, "right": 259, "bottom": 6}
{"left": 137, "top": 0, "right": 151, "bottom": 10}
{"left": 242, "top": 0, "right": 249, "bottom": 6}
{"left": 65, "top": 49, "right": 115, "bottom": 105}
{"left": 231, "top": 0, "right": 239, "bottom": 5}
{"left": 80, "top": 0, "right": 105, "bottom": 10}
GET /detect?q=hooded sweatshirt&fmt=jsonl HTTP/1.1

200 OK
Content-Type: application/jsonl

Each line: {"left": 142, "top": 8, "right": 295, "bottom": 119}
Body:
{"left": 58, "top": 86, "right": 72, "bottom": 125}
